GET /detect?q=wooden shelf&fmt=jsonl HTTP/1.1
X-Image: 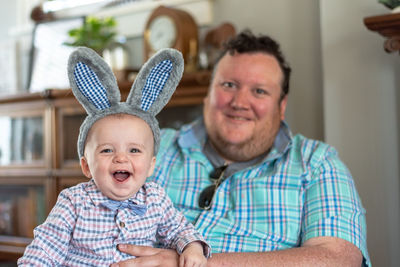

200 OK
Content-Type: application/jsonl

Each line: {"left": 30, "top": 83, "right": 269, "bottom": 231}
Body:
{"left": 364, "top": 12, "right": 400, "bottom": 53}
{"left": 0, "top": 236, "right": 32, "bottom": 261}
{"left": 0, "top": 70, "right": 211, "bottom": 105}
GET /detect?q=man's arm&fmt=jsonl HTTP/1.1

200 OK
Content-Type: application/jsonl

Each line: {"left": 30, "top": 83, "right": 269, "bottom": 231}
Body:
{"left": 112, "top": 236, "right": 362, "bottom": 267}
{"left": 207, "top": 237, "right": 362, "bottom": 267}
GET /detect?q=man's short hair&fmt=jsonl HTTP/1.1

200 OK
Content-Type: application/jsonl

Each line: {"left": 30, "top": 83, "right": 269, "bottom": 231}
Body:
{"left": 214, "top": 29, "right": 291, "bottom": 98}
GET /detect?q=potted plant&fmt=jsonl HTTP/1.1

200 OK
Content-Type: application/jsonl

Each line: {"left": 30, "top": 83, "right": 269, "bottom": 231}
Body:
{"left": 378, "top": 0, "right": 400, "bottom": 9}
{"left": 64, "top": 16, "right": 117, "bottom": 54}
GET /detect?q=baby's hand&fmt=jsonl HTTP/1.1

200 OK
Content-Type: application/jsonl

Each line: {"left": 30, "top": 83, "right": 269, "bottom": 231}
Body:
{"left": 179, "top": 241, "right": 207, "bottom": 267}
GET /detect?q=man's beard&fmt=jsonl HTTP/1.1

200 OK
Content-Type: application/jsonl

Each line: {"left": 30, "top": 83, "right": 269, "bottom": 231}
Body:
{"left": 209, "top": 127, "right": 278, "bottom": 162}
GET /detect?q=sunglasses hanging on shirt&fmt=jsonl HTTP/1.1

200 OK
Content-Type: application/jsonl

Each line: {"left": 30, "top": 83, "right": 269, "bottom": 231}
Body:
{"left": 198, "top": 165, "right": 228, "bottom": 210}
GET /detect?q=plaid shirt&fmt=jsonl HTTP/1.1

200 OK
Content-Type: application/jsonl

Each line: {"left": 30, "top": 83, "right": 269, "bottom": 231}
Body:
{"left": 18, "top": 180, "right": 210, "bottom": 266}
{"left": 150, "top": 119, "right": 371, "bottom": 267}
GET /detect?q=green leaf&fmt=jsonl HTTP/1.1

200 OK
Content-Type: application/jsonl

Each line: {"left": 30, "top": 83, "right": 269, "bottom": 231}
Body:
{"left": 63, "top": 16, "right": 118, "bottom": 53}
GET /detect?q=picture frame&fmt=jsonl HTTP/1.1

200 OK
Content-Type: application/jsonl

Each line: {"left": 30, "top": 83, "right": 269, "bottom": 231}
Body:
{"left": 27, "top": 17, "right": 85, "bottom": 92}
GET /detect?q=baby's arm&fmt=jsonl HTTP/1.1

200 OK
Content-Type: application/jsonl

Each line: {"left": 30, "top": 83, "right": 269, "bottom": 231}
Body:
{"left": 152, "top": 183, "right": 211, "bottom": 262}
{"left": 180, "top": 241, "right": 207, "bottom": 267}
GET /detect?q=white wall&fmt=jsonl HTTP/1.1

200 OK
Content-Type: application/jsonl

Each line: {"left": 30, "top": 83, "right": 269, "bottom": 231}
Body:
{"left": 320, "top": 0, "right": 400, "bottom": 266}
{"left": 0, "top": 0, "right": 16, "bottom": 41}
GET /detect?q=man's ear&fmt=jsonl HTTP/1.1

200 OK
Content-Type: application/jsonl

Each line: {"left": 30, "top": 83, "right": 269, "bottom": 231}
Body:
{"left": 80, "top": 157, "right": 92, "bottom": 178}
{"left": 147, "top": 156, "right": 156, "bottom": 177}
{"left": 279, "top": 95, "right": 288, "bottom": 121}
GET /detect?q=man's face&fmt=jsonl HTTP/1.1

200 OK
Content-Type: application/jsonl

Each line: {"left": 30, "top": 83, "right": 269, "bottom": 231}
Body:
{"left": 203, "top": 52, "right": 287, "bottom": 162}
{"left": 80, "top": 115, "right": 156, "bottom": 201}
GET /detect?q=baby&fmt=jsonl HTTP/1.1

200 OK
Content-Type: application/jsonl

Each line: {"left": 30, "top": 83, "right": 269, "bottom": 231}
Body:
{"left": 18, "top": 47, "right": 210, "bottom": 266}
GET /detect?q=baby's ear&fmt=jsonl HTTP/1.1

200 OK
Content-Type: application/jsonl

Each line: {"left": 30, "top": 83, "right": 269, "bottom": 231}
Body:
{"left": 80, "top": 157, "right": 92, "bottom": 179}
{"left": 126, "top": 48, "right": 184, "bottom": 116}
{"left": 68, "top": 47, "right": 121, "bottom": 115}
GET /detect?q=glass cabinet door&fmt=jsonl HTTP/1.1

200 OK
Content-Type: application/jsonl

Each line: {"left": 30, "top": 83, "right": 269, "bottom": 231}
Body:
{"left": 0, "top": 184, "right": 46, "bottom": 238}
{"left": 0, "top": 115, "right": 44, "bottom": 166}
{"left": 59, "top": 111, "right": 86, "bottom": 167}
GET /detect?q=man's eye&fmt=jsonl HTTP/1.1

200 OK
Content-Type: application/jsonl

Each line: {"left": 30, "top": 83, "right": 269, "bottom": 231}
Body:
{"left": 254, "top": 88, "right": 268, "bottom": 96}
{"left": 222, "top": 82, "right": 236, "bottom": 88}
{"left": 100, "top": 148, "right": 112, "bottom": 153}
{"left": 255, "top": 88, "right": 266, "bottom": 94}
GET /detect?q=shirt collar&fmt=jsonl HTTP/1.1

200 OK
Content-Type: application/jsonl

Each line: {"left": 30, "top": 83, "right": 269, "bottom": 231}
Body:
{"left": 266, "top": 120, "right": 292, "bottom": 161}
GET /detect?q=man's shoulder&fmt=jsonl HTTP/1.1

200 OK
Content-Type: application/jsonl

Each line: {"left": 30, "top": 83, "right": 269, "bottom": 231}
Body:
{"left": 159, "top": 128, "right": 180, "bottom": 155}
{"left": 289, "top": 134, "right": 340, "bottom": 165}
{"left": 291, "top": 134, "right": 332, "bottom": 150}
{"left": 160, "top": 128, "right": 179, "bottom": 142}
{"left": 159, "top": 122, "right": 199, "bottom": 153}
{"left": 285, "top": 134, "right": 351, "bottom": 183}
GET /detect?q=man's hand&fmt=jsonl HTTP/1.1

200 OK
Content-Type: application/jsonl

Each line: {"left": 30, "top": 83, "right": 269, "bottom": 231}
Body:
{"left": 110, "top": 245, "right": 179, "bottom": 267}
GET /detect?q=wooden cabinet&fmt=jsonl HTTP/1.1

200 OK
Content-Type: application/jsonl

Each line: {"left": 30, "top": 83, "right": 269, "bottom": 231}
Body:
{"left": 0, "top": 70, "right": 210, "bottom": 260}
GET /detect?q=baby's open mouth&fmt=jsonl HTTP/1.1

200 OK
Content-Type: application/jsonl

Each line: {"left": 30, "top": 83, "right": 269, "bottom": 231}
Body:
{"left": 113, "top": 171, "right": 131, "bottom": 182}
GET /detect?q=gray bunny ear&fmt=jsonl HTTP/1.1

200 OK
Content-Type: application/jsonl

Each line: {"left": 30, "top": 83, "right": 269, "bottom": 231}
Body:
{"left": 68, "top": 47, "right": 120, "bottom": 115}
{"left": 127, "top": 48, "right": 184, "bottom": 115}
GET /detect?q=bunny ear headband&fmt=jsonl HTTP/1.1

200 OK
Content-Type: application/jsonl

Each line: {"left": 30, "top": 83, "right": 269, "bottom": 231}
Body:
{"left": 68, "top": 47, "right": 184, "bottom": 158}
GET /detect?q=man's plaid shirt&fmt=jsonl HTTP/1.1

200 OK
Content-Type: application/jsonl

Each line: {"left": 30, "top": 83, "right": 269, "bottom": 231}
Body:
{"left": 150, "top": 119, "right": 371, "bottom": 267}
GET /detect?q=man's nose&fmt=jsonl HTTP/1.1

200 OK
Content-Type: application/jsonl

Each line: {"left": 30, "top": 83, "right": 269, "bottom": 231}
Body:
{"left": 230, "top": 88, "right": 249, "bottom": 109}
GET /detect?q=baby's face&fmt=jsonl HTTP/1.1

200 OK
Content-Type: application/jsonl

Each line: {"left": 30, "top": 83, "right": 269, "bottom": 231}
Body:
{"left": 80, "top": 114, "right": 156, "bottom": 201}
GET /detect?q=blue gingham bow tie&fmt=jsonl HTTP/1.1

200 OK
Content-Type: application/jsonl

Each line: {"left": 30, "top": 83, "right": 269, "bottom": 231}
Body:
{"left": 101, "top": 199, "right": 147, "bottom": 216}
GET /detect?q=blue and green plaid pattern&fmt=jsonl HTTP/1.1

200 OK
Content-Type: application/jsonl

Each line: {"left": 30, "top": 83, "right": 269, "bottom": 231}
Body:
{"left": 74, "top": 62, "right": 110, "bottom": 110}
{"left": 149, "top": 119, "right": 370, "bottom": 267}
{"left": 141, "top": 60, "right": 172, "bottom": 111}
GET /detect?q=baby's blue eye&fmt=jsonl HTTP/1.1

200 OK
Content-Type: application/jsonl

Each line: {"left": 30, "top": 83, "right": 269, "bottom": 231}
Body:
{"left": 100, "top": 148, "right": 112, "bottom": 153}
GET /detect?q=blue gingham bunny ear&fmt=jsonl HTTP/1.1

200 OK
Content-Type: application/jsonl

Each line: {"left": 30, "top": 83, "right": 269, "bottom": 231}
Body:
{"left": 67, "top": 47, "right": 184, "bottom": 159}
{"left": 127, "top": 48, "right": 184, "bottom": 116}
{"left": 68, "top": 47, "right": 120, "bottom": 115}
{"left": 140, "top": 59, "right": 172, "bottom": 111}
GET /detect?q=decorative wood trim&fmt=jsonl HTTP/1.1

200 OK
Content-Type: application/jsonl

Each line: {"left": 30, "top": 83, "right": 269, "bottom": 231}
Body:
{"left": 0, "top": 236, "right": 32, "bottom": 260}
{"left": 0, "top": 70, "right": 210, "bottom": 104}
{"left": 364, "top": 12, "right": 400, "bottom": 53}
{"left": 0, "top": 175, "right": 47, "bottom": 184}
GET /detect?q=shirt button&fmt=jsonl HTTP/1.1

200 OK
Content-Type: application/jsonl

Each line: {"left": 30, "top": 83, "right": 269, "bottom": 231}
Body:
{"left": 120, "top": 221, "right": 125, "bottom": 228}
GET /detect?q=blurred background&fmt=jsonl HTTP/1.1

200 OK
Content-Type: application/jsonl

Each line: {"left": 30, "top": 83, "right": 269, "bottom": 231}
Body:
{"left": 0, "top": 0, "right": 399, "bottom": 266}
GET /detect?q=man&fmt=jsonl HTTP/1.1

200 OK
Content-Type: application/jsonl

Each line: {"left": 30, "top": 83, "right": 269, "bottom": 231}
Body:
{"left": 112, "top": 30, "right": 370, "bottom": 267}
